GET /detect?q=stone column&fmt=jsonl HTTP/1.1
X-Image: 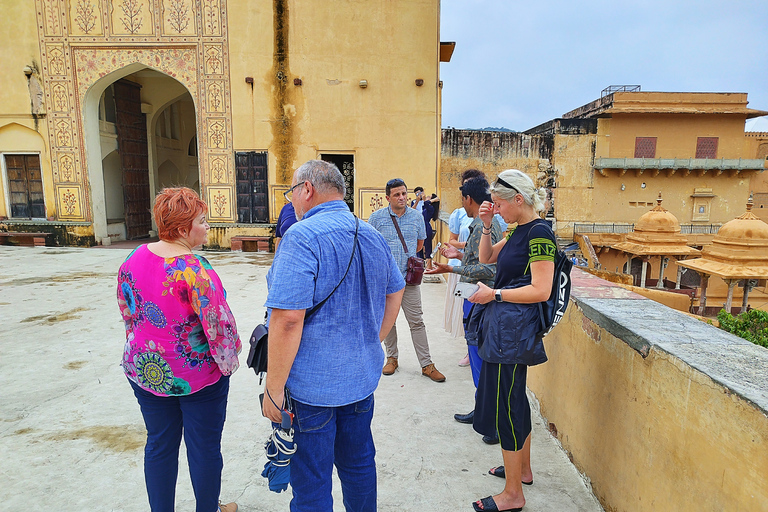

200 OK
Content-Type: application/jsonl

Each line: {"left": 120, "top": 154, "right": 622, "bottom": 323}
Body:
{"left": 742, "top": 279, "right": 755, "bottom": 313}
{"left": 697, "top": 274, "right": 710, "bottom": 316}
{"left": 675, "top": 263, "right": 683, "bottom": 290}
{"left": 640, "top": 260, "right": 648, "bottom": 288}
{"left": 724, "top": 279, "right": 737, "bottom": 314}
{"left": 656, "top": 257, "right": 668, "bottom": 289}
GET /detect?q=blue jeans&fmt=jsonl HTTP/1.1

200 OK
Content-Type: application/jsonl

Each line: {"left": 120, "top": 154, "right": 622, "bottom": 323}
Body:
{"left": 468, "top": 344, "right": 482, "bottom": 388}
{"left": 130, "top": 376, "right": 229, "bottom": 512}
{"left": 289, "top": 393, "right": 376, "bottom": 512}
{"left": 463, "top": 300, "right": 482, "bottom": 388}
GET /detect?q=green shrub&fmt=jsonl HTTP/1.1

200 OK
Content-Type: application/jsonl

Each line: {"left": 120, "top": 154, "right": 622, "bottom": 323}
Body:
{"left": 717, "top": 309, "right": 768, "bottom": 348}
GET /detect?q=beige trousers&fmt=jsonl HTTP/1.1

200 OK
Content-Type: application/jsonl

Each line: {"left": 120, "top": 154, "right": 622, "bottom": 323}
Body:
{"left": 383, "top": 284, "right": 432, "bottom": 367}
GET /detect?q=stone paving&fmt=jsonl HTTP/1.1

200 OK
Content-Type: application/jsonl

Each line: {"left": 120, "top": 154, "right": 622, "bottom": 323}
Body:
{"left": 0, "top": 246, "right": 603, "bottom": 512}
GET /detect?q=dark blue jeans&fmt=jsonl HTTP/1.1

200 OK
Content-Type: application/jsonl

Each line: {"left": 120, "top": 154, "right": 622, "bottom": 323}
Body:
{"left": 289, "top": 393, "right": 376, "bottom": 512}
{"left": 130, "top": 376, "right": 229, "bottom": 512}
{"left": 463, "top": 300, "right": 482, "bottom": 388}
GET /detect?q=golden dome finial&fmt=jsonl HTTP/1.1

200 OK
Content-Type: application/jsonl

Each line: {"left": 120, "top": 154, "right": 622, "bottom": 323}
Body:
{"left": 747, "top": 192, "right": 754, "bottom": 212}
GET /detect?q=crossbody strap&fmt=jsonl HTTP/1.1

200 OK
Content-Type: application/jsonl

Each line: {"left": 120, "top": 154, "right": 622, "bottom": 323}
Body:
{"left": 305, "top": 216, "right": 359, "bottom": 321}
{"left": 389, "top": 211, "right": 410, "bottom": 253}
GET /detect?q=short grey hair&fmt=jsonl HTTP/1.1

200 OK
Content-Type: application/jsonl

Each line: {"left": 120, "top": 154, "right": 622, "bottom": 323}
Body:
{"left": 295, "top": 160, "right": 346, "bottom": 196}
{"left": 490, "top": 169, "right": 547, "bottom": 212}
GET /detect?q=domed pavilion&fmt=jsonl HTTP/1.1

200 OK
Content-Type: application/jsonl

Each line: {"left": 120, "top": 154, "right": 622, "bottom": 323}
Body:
{"left": 677, "top": 195, "right": 768, "bottom": 315}
{"left": 610, "top": 194, "right": 701, "bottom": 289}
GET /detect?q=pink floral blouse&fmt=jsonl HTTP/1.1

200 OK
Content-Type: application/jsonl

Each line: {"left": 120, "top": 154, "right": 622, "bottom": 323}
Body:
{"left": 117, "top": 245, "right": 241, "bottom": 396}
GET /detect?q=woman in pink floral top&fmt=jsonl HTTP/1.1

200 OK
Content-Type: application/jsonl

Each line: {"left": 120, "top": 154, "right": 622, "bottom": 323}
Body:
{"left": 118, "top": 187, "right": 240, "bottom": 512}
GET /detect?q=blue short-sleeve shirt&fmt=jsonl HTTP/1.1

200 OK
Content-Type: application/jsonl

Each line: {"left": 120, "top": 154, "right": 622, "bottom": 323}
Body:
{"left": 265, "top": 200, "right": 405, "bottom": 406}
{"left": 275, "top": 202, "right": 297, "bottom": 238}
{"left": 367, "top": 206, "right": 426, "bottom": 276}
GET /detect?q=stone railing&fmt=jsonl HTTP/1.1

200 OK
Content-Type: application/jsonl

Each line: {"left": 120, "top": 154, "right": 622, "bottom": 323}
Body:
{"left": 528, "top": 268, "right": 768, "bottom": 512}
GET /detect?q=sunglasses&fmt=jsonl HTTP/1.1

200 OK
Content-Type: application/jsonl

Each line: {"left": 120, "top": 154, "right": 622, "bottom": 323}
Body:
{"left": 495, "top": 177, "right": 522, "bottom": 196}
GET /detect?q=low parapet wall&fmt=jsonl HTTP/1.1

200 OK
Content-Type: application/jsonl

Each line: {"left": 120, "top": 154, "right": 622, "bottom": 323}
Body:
{"left": 528, "top": 269, "right": 768, "bottom": 512}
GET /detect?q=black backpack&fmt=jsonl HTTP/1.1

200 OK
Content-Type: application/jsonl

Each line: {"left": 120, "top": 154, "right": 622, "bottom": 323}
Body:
{"left": 526, "top": 221, "right": 573, "bottom": 339}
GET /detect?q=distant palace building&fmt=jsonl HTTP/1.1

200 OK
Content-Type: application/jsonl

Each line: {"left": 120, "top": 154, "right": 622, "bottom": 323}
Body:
{"left": 440, "top": 88, "right": 768, "bottom": 239}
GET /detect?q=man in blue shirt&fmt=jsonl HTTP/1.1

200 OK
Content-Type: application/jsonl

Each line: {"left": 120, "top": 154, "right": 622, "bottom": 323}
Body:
{"left": 273, "top": 201, "right": 297, "bottom": 251}
{"left": 368, "top": 179, "right": 446, "bottom": 383}
{"left": 263, "top": 160, "right": 405, "bottom": 511}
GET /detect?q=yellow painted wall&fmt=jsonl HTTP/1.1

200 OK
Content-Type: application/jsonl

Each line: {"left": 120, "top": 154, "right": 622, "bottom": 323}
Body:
{"left": 561, "top": 111, "right": 759, "bottom": 234}
{"left": 529, "top": 281, "right": 768, "bottom": 511}
{"left": 550, "top": 131, "right": 596, "bottom": 236}
{"left": 228, "top": 0, "right": 440, "bottom": 221}
{"left": 0, "top": 1, "right": 52, "bottom": 219}
{"left": 0, "top": 0, "right": 441, "bottom": 243}
{"left": 604, "top": 113, "right": 749, "bottom": 159}
{"left": 0, "top": 2, "right": 41, "bottom": 118}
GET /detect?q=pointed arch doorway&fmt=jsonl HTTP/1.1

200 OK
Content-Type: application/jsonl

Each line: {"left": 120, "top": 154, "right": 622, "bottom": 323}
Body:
{"left": 85, "top": 65, "right": 200, "bottom": 242}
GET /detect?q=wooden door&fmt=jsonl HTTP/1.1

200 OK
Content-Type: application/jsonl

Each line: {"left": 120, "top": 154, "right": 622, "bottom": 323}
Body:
{"left": 235, "top": 152, "right": 268, "bottom": 223}
{"left": 114, "top": 79, "right": 151, "bottom": 239}
{"left": 5, "top": 154, "right": 44, "bottom": 218}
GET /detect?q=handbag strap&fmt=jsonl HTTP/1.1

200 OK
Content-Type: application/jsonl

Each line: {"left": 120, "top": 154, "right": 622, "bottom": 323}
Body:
{"left": 305, "top": 216, "right": 359, "bottom": 320}
{"left": 389, "top": 211, "right": 410, "bottom": 254}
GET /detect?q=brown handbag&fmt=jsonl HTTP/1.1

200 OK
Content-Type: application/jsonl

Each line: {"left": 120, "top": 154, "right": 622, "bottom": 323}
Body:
{"left": 390, "top": 212, "right": 424, "bottom": 286}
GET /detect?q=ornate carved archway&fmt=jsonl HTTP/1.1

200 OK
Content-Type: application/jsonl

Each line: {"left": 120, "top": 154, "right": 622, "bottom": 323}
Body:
{"left": 35, "top": 0, "right": 235, "bottom": 226}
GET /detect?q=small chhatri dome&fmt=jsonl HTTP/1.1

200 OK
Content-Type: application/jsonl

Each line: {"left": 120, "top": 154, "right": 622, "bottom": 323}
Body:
{"left": 703, "top": 193, "right": 768, "bottom": 266}
{"left": 610, "top": 193, "right": 700, "bottom": 256}
{"left": 633, "top": 193, "right": 682, "bottom": 234}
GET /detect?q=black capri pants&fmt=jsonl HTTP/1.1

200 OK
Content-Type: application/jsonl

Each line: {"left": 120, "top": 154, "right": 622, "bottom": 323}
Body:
{"left": 473, "top": 361, "right": 531, "bottom": 452}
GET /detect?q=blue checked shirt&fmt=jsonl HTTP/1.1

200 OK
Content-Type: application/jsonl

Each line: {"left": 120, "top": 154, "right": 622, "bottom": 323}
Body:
{"left": 367, "top": 205, "right": 426, "bottom": 277}
{"left": 266, "top": 200, "right": 405, "bottom": 406}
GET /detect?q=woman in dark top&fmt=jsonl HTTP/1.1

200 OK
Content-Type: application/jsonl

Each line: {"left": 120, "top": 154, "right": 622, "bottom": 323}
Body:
{"left": 467, "top": 169, "right": 556, "bottom": 512}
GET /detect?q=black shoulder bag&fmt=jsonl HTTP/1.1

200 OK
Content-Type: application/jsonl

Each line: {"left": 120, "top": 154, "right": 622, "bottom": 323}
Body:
{"left": 247, "top": 217, "right": 360, "bottom": 383}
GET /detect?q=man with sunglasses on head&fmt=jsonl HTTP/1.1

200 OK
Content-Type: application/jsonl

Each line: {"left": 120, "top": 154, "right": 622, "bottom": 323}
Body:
{"left": 368, "top": 178, "right": 446, "bottom": 383}
{"left": 263, "top": 160, "right": 405, "bottom": 512}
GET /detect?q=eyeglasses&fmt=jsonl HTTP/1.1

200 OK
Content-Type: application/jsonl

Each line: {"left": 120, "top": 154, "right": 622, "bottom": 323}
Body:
{"left": 283, "top": 181, "right": 306, "bottom": 201}
{"left": 495, "top": 177, "right": 521, "bottom": 196}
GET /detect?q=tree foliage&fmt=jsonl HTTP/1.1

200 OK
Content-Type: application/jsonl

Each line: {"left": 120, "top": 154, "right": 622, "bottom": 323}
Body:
{"left": 717, "top": 309, "right": 768, "bottom": 348}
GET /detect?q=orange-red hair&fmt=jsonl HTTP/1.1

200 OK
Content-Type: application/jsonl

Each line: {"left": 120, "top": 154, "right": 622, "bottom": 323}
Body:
{"left": 153, "top": 187, "right": 208, "bottom": 241}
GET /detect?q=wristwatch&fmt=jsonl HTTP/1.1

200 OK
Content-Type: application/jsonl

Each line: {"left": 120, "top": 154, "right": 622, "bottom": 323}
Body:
{"left": 494, "top": 289, "right": 503, "bottom": 303}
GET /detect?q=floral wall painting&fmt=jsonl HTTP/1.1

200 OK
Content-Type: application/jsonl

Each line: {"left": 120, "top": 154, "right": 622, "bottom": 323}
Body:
{"left": 35, "top": 0, "right": 235, "bottom": 222}
{"left": 71, "top": 0, "right": 103, "bottom": 36}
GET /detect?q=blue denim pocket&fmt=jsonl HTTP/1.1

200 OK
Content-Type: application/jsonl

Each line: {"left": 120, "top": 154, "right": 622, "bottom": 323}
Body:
{"left": 293, "top": 401, "right": 333, "bottom": 433}
{"left": 354, "top": 394, "right": 374, "bottom": 414}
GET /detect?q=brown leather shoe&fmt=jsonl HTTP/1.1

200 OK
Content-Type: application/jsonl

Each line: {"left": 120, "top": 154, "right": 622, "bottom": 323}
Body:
{"left": 421, "top": 363, "right": 446, "bottom": 382}
{"left": 382, "top": 357, "right": 398, "bottom": 375}
{"left": 219, "top": 502, "right": 238, "bottom": 512}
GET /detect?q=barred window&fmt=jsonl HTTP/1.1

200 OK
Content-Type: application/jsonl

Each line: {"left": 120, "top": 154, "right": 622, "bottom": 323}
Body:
{"left": 696, "top": 137, "right": 718, "bottom": 159}
{"left": 634, "top": 137, "right": 657, "bottom": 158}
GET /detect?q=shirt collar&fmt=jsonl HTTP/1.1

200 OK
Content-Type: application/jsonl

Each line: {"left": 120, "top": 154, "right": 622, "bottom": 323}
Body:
{"left": 302, "top": 200, "right": 350, "bottom": 220}
{"left": 387, "top": 205, "right": 408, "bottom": 218}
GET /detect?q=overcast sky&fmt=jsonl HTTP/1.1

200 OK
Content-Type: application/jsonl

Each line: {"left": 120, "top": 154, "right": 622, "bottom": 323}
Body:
{"left": 439, "top": 0, "right": 768, "bottom": 131}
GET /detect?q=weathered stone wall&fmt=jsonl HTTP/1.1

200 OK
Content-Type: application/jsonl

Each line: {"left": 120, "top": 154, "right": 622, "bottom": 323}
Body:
{"left": 529, "top": 269, "right": 768, "bottom": 512}
{"left": 439, "top": 128, "right": 553, "bottom": 214}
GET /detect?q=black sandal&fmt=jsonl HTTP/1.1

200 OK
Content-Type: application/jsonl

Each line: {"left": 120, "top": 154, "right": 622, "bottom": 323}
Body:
{"left": 488, "top": 466, "right": 533, "bottom": 485}
{"left": 472, "top": 496, "right": 522, "bottom": 512}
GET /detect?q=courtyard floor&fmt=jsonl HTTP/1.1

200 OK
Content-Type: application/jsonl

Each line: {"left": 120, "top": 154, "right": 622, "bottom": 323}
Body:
{"left": 0, "top": 245, "right": 603, "bottom": 512}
